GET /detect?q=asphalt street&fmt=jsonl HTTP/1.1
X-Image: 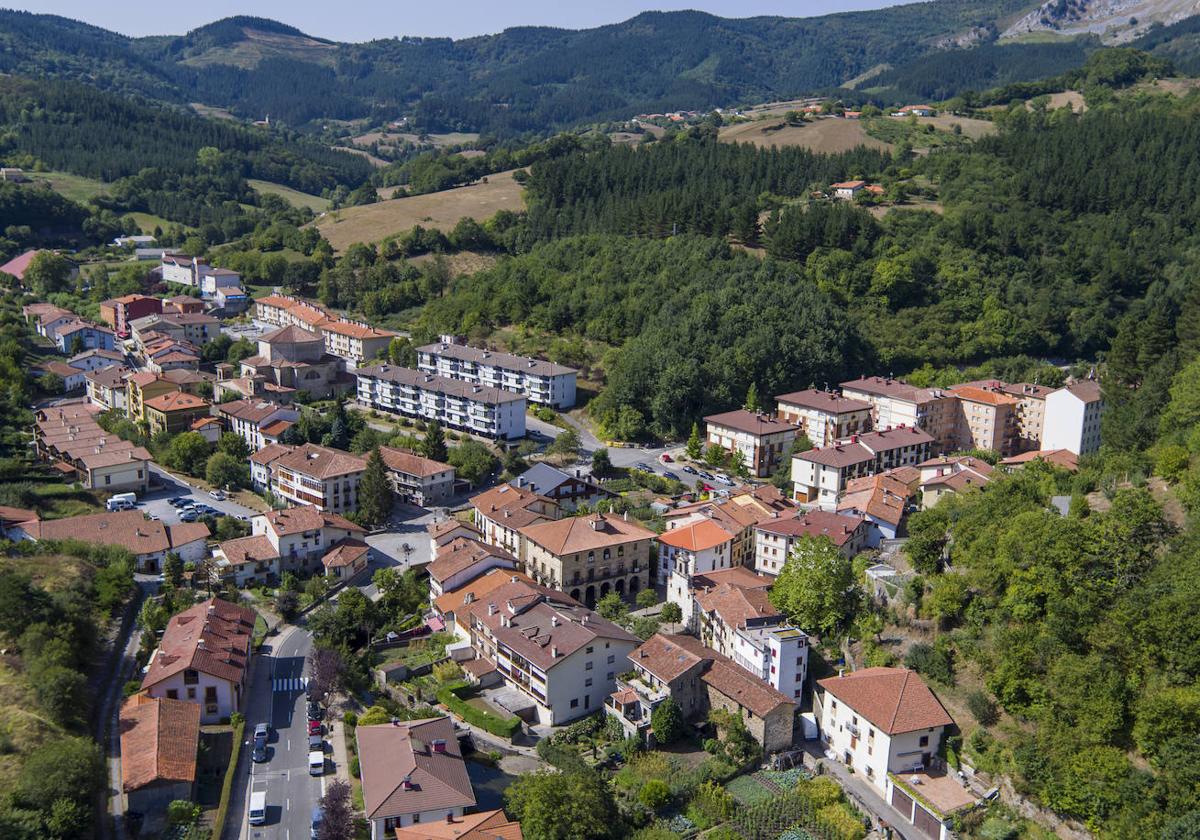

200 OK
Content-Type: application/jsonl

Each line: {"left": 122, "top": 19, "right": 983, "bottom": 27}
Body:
{"left": 242, "top": 625, "right": 324, "bottom": 840}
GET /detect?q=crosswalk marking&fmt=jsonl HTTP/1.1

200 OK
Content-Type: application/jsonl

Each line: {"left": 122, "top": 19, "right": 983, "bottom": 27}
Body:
{"left": 272, "top": 676, "right": 308, "bottom": 692}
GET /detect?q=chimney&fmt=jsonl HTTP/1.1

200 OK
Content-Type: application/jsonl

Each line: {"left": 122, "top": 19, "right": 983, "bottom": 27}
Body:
{"left": 517, "top": 476, "right": 526, "bottom": 487}
{"left": 551, "top": 615, "right": 559, "bottom": 627}
{"left": 487, "top": 603, "right": 497, "bottom": 616}
{"left": 446, "top": 814, "right": 456, "bottom": 824}
{"left": 838, "top": 668, "right": 845, "bottom": 678}
{"left": 551, "top": 645, "right": 559, "bottom": 658}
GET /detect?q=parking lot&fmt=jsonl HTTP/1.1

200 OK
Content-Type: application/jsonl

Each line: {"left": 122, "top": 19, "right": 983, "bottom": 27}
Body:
{"left": 138, "top": 466, "right": 262, "bottom": 525}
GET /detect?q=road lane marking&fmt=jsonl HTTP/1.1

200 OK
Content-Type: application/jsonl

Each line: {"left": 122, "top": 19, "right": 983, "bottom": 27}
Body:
{"left": 272, "top": 677, "right": 309, "bottom": 692}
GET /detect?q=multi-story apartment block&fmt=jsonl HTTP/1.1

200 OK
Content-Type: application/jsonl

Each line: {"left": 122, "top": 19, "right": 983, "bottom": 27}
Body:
{"left": 126, "top": 372, "right": 181, "bottom": 421}
{"left": 269, "top": 443, "right": 366, "bottom": 514}
{"left": 918, "top": 455, "right": 993, "bottom": 509}
{"left": 949, "top": 384, "right": 1020, "bottom": 455}
{"left": 661, "top": 486, "right": 796, "bottom": 577}
{"left": 774, "top": 389, "right": 873, "bottom": 446}
{"left": 417, "top": 339, "right": 577, "bottom": 409}
{"left": 999, "top": 382, "right": 1056, "bottom": 452}
{"left": 840, "top": 377, "right": 958, "bottom": 453}
{"left": 216, "top": 399, "right": 299, "bottom": 452}
{"left": 1042, "top": 380, "right": 1103, "bottom": 455}
{"left": 792, "top": 426, "right": 933, "bottom": 508}
{"left": 129, "top": 312, "right": 219, "bottom": 347}
{"left": 160, "top": 254, "right": 197, "bottom": 286}
{"left": 753, "top": 509, "right": 868, "bottom": 575}
{"left": 253, "top": 294, "right": 397, "bottom": 367}
{"left": 99, "top": 294, "right": 161, "bottom": 337}
{"left": 356, "top": 364, "right": 527, "bottom": 440}
{"left": 52, "top": 320, "right": 115, "bottom": 353}
{"left": 252, "top": 505, "right": 366, "bottom": 576}
{"left": 692, "top": 581, "right": 810, "bottom": 701}
{"left": 461, "top": 578, "right": 639, "bottom": 724}
{"left": 377, "top": 446, "right": 456, "bottom": 506}
{"left": 470, "top": 483, "right": 558, "bottom": 556}
{"left": 519, "top": 512, "right": 655, "bottom": 608}
{"left": 86, "top": 365, "right": 132, "bottom": 412}
{"left": 704, "top": 410, "right": 799, "bottom": 477}
{"left": 143, "top": 391, "right": 211, "bottom": 436}
{"left": 660, "top": 519, "right": 738, "bottom": 623}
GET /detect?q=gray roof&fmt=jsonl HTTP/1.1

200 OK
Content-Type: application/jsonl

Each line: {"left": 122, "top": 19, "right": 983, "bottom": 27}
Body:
{"left": 357, "top": 364, "right": 526, "bottom": 405}
{"left": 418, "top": 342, "right": 577, "bottom": 378}
{"left": 512, "top": 462, "right": 598, "bottom": 496}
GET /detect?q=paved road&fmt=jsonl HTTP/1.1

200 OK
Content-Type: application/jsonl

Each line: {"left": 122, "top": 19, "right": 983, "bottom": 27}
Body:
{"left": 241, "top": 625, "right": 324, "bottom": 840}
{"left": 142, "top": 465, "right": 261, "bottom": 525}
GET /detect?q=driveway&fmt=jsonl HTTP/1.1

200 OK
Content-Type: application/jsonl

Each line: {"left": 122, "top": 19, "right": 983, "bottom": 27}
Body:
{"left": 141, "top": 466, "right": 260, "bottom": 526}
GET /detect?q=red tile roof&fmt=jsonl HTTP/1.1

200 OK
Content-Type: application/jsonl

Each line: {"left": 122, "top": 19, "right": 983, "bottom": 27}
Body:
{"left": 755, "top": 510, "right": 864, "bottom": 547}
{"left": 357, "top": 717, "right": 476, "bottom": 820}
{"left": 818, "top": 667, "right": 953, "bottom": 735}
{"left": 705, "top": 409, "right": 797, "bottom": 437}
{"left": 518, "top": 512, "right": 654, "bottom": 555}
{"left": 694, "top": 582, "right": 779, "bottom": 629}
{"left": 428, "top": 537, "right": 516, "bottom": 584}
{"left": 998, "top": 449, "right": 1079, "bottom": 472}
{"left": 658, "top": 519, "right": 735, "bottom": 552}
{"left": 218, "top": 534, "right": 279, "bottom": 567}
{"left": 272, "top": 443, "right": 366, "bottom": 480}
{"left": 394, "top": 808, "right": 522, "bottom": 840}
{"left": 322, "top": 538, "right": 370, "bottom": 569}
{"left": 774, "top": 389, "right": 871, "bottom": 415}
{"left": 142, "top": 598, "right": 256, "bottom": 690}
{"left": 119, "top": 694, "right": 201, "bottom": 791}
{"left": 379, "top": 446, "right": 452, "bottom": 479}
{"left": 262, "top": 505, "right": 365, "bottom": 537}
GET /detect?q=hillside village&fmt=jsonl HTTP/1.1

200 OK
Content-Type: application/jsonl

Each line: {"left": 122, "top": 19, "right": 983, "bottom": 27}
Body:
{"left": 0, "top": 232, "right": 1112, "bottom": 840}
{"left": 2, "top": 4, "right": 1200, "bottom": 840}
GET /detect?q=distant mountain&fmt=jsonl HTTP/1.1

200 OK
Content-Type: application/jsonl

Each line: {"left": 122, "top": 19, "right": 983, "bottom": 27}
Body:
{"left": 0, "top": 3, "right": 1195, "bottom": 135}
{"left": 1001, "top": 0, "right": 1200, "bottom": 43}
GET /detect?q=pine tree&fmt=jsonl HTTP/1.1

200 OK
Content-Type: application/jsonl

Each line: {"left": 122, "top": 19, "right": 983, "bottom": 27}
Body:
{"left": 422, "top": 421, "right": 448, "bottom": 463}
{"left": 356, "top": 447, "right": 393, "bottom": 528}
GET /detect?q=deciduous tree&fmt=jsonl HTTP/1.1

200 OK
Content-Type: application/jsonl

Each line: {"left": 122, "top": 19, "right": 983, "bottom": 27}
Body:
{"left": 769, "top": 535, "right": 861, "bottom": 638}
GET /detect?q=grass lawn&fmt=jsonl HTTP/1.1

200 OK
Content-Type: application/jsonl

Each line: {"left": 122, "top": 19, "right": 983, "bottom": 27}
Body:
{"left": 248, "top": 179, "right": 330, "bottom": 213}
{"left": 27, "top": 171, "right": 109, "bottom": 203}
{"left": 252, "top": 615, "right": 269, "bottom": 648}
{"left": 378, "top": 633, "right": 452, "bottom": 668}
{"left": 32, "top": 483, "right": 104, "bottom": 519}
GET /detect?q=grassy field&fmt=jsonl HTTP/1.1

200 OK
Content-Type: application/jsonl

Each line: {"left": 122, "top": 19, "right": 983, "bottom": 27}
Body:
{"left": 27, "top": 171, "right": 109, "bottom": 203}
{"left": 247, "top": 179, "right": 330, "bottom": 212}
{"left": 719, "top": 116, "right": 891, "bottom": 153}
{"left": 126, "top": 211, "right": 173, "bottom": 234}
{"left": 314, "top": 170, "right": 525, "bottom": 251}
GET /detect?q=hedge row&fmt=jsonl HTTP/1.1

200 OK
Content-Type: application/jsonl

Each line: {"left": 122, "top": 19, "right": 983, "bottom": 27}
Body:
{"left": 211, "top": 719, "right": 245, "bottom": 840}
{"left": 436, "top": 681, "right": 521, "bottom": 739}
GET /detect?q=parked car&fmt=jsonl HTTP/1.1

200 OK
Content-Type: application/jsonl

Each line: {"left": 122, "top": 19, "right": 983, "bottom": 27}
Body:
{"left": 307, "top": 701, "right": 323, "bottom": 721}
{"left": 660, "top": 453, "right": 673, "bottom": 463}
{"left": 661, "top": 471, "right": 679, "bottom": 481}
{"left": 251, "top": 737, "right": 267, "bottom": 763}
{"left": 307, "top": 719, "right": 322, "bottom": 736}
{"left": 715, "top": 474, "right": 734, "bottom": 486}
{"left": 179, "top": 510, "right": 200, "bottom": 523}
{"left": 209, "top": 489, "right": 226, "bottom": 500}
{"left": 681, "top": 465, "right": 698, "bottom": 475}
{"left": 308, "top": 750, "right": 325, "bottom": 776}
{"left": 254, "top": 722, "right": 270, "bottom": 740}
{"left": 167, "top": 497, "right": 187, "bottom": 507}
{"left": 634, "top": 463, "right": 654, "bottom": 473}
{"left": 697, "top": 470, "right": 714, "bottom": 480}
{"left": 309, "top": 733, "right": 324, "bottom": 751}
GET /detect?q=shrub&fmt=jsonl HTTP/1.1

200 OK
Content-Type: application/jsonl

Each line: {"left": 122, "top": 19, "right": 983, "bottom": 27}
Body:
{"left": 350, "top": 755, "right": 360, "bottom": 778}
{"left": 436, "top": 681, "right": 521, "bottom": 738}
{"left": 904, "top": 640, "right": 955, "bottom": 685}
{"left": 802, "top": 776, "right": 844, "bottom": 808}
{"left": 639, "top": 778, "right": 671, "bottom": 810}
{"left": 343, "top": 710, "right": 358, "bottom": 727}
{"left": 817, "top": 803, "right": 867, "bottom": 840}
{"left": 967, "top": 690, "right": 999, "bottom": 726}
{"left": 650, "top": 697, "right": 685, "bottom": 745}
{"left": 979, "top": 817, "right": 1019, "bottom": 840}
{"left": 166, "top": 800, "right": 201, "bottom": 826}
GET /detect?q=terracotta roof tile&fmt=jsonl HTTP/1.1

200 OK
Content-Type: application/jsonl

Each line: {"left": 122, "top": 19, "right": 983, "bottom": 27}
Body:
{"left": 704, "top": 409, "right": 797, "bottom": 437}
{"left": 379, "top": 446, "right": 452, "bottom": 479}
{"left": 273, "top": 444, "right": 366, "bottom": 480}
{"left": 518, "top": 513, "right": 654, "bottom": 556}
{"left": 357, "top": 717, "right": 476, "bottom": 820}
{"left": 394, "top": 808, "right": 522, "bottom": 840}
{"left": 428, "top": 537, "right": 516, "bottom": 584}
{"left": 119, "top": 695, "right": 201, "bottom": 791}
{"left": 142, "top": 598, "right": 255, "bottom": 689}
{"left": 322, "top": 538, "right": 370, "bottom": 569}
{"left": 658, "top": 519, "right": 735, "bottom": 552}
{"left": 818, "top": 667, "right": 953, "bottom": 735}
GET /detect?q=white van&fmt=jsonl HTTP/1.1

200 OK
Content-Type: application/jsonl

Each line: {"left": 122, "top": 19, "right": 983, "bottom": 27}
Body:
{"left": 106, "top": 492, "right": 137, "bottom": 511}
{"left": 308, "top": 750, "right": 325, "bottom": 776}
{"left": 249, "top": 789, "right": 267, "bottom": 825}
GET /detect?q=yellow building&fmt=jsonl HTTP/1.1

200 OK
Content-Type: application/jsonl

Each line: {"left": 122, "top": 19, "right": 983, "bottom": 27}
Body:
{"left": 143, "top": 391, "right": 212, "bottom": 436}
{"left": 126, "top": 372, "right": 180, "bottom": 422}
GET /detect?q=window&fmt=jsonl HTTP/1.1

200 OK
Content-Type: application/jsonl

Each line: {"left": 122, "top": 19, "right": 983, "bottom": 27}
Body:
{"left": 570, "top": 698, "right": 579, "bottom": 708}
{"left": 919, "top": 735, "right": 929, "bottom": 747}
{"left": 105, "top": 475, "right": 111, "bottom": 485}
{"left": 187, "top": 687, "right": 196, "bottom": 699}
{"left": 586, "top": 646, "right": 593, "bottom": 654}
{"left": 166, "top": 689, "right": 178, "bottom": 699}
{"left": 585, "top": 678, "right": 593, "bottom": 687}
{"left": 184, "top": 669, "right": 199, "bottom": 685}
{"left": 413, "top": 814, "right": 421, "bottom": 824}
{"left": 607, "top": 672, "right": 614, "bottom": 680}
{"left": 796, "top": 657, "right": 803, "bottom": 666}
{"left": 607, "top": 655, "right": 615, "bottom": 664}
{"left": 585, "top": 661, "right": 593, "bottom": 671}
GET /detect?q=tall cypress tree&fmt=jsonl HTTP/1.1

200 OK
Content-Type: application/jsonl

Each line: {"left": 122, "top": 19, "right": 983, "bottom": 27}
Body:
{"left": 422, "top": 421, "right": 448, "bottom": 463}
{"left": 357, "top": 447, "right": 392, "bottom": 528}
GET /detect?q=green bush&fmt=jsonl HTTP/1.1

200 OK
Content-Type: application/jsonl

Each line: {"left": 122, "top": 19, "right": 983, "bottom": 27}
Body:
{"left": 639, "top": 778, "right": 671, "bottom": 810}
{"left": 436, "top": 681, "right": 521, "bottom": 738}
{"left": 350, "top": 755, "right": 360, "bottom": 778}
{"left": 343, "top": 710, "right": 358, "bottom": 727}
{"left": 966, "top": 690, "right": 999, "bottom": 726}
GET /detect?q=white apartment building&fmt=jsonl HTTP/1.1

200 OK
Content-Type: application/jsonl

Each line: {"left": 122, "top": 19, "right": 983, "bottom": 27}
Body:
{"left": 216, "top": 399, "right": 299, "bottom": 452}
{"left": 659, "top": 519, "right": 737, "bottom": 623}
{"left": 1042, "top": 380, "right": 1103, "bottom": 455}
{"left": 774, "top": 389, "right": 872, "bottom": 446}
{"left": 268, "top": 443, "right": 366, "bottom": 514}
{"left": 753, "top": 510, "right": 868, "bottom": 575}
{"left": 463, "top": 579, "right": 639, "bottom": 724}
{"left": 160, "top": 254, "right": 197, "bottom": 287}
{"left": 792, "top": 426, "right": 933, "bottom": 508}
{"left": 840, "top": 377, "right": 958, "bottom": 453}
{"left": 357, "top": 364, "right": 527, "bottom": 440}
{"left": 252, "top": 505, "right": 366, "bottom": 576}
{"left": 417, "top": 340, "right": 577, "bottom": 409}
{"left": 814, "top": 667, "right": 954, "bottom": 798}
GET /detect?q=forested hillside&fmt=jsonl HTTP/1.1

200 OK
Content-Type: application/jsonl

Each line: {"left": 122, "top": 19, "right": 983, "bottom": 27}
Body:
{"left": 0, "top": 4, "right": 1036, "bottom": 133}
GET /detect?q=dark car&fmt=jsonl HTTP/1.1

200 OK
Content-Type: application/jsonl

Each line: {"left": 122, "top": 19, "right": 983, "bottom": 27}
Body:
{"left": 179, "top": 510, "right": 200, "bottom": 523}
{"left": 307, "top": 701, "right": 323, "bottom": 722}
{"left": 661, "top": 471, "right": 678, "bottom": 481}
{"left": 251, "top": 734, "right": 268, "bottom": 763}
{"left": 167, "top": 497, "right": 186, "bottom": 506}
{"left": 681, "top": 465, "right": 698, "bottom": 475}
{"left": 697, "top": 470, "right": 714, "bottom": 480}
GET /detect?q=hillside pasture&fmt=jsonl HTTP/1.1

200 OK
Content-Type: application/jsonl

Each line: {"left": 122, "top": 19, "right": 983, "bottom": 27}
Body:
{"left": 719, "top": 116, "right": 891, "bottom": 153}
{"left": 314, "top": 170, "right": 525, "bottom": 251}
{"left": 28, "top": 171, "right": 109, "bottom": 203}
{"left": 248, "top": 178, "right": 330, "bottom": 212}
